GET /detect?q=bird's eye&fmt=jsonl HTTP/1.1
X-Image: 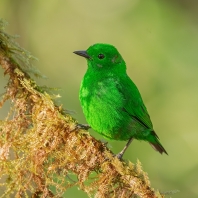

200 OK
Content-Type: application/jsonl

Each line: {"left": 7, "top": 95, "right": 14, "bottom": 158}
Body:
{"left": 98, "top": 54, "right": 105, "bottom": 59}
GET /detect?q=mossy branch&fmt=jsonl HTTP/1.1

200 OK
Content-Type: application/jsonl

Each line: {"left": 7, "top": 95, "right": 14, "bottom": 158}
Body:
{"left": 0, "top": 19, "right": 164, "bottom": 198}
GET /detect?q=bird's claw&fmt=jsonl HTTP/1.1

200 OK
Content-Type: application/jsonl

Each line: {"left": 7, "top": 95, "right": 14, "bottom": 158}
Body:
{"left": 115, "top": 152, "right": 124, "bottom": 160}
{"left": 76, "top": 124, "right": 91, "bottom": 130}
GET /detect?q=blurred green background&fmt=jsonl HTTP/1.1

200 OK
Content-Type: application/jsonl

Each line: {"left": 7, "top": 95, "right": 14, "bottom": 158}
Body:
{"left": 0, "top": 0, "right": 198, "bottom": 197}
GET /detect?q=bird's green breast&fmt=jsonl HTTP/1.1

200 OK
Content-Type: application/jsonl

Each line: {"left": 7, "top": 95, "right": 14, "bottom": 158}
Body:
{"left": 79, "top": 73, "right": 134, "bottom": 140}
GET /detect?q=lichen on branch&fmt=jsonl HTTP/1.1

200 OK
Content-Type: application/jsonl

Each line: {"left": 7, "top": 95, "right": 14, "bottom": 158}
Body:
{"left": 0, "top": 19, "right": 164, "bottom": 198}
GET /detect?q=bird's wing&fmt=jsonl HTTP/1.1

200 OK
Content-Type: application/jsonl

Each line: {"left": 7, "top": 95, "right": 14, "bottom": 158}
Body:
{"left": 116, "top": 75, "right": 153, "bottom": 130}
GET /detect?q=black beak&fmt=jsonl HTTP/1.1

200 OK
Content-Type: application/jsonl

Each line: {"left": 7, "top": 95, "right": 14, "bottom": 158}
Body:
{"left": 73, "top": 50, "right": 90, "bottom": 59}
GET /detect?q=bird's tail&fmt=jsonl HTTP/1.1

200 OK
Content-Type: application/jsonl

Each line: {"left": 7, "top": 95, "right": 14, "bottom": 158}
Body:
{"left": 149, "top": 131, "right": 168, "bottom": 155}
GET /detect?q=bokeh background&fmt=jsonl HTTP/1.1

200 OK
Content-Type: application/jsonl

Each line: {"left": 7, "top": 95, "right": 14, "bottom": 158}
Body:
{"left": 0, "top": 0, "right": 198, "bottom": 197}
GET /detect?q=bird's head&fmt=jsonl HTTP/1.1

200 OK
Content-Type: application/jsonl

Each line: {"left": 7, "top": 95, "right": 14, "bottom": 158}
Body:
{"left": 73, "top": 43, "right": 126, "bottom": 73}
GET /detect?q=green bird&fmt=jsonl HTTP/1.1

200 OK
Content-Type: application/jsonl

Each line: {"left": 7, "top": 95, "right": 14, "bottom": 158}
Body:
{"left": 74, "top": 43, "right": 168, "bottom": 159}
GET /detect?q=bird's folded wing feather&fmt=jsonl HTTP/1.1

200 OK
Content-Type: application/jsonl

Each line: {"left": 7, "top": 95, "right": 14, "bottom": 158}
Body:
{"left": 116, "top": 75, "right": 153, "bottom": 130}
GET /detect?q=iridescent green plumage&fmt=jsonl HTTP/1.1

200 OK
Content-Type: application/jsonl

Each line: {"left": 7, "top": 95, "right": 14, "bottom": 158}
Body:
{"left": 74, "top": 43, "right": 167, "bottom": 158}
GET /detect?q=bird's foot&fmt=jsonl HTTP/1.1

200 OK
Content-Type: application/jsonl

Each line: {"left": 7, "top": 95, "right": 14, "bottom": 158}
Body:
{"left": 76, "top": 123, "right": 91, "bottom": 130}
{"left": 70, "top": 124, "right": 91, "bottom": 132}
{"left": 116, "top": 138, "right": 134, "bottom": 160}
{"left": 115, "top": 152, "right": 124, "bottom": 160}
